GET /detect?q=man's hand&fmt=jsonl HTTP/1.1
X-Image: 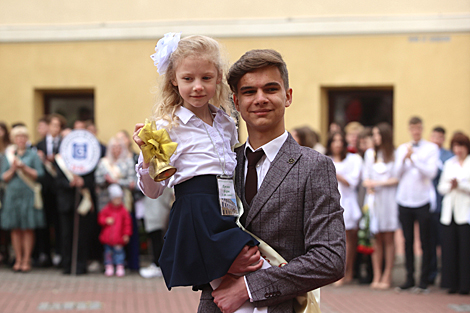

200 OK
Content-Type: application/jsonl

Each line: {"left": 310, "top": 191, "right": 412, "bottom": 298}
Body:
{"left": 228, "top": 245, "right": 263, "bottom": 274}
{"left": 212, "top": 274, "right": 250, "bottom": 313}
{"left": 70, "top": 175, "right": 84, "bottom": 188}
{"left": 404, "top": 144, "right": 413, "bottom": 161}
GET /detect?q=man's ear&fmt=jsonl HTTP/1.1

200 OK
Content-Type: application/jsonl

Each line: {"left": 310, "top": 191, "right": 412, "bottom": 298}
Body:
{"left": 285, "top": 88, "right": 293, "bottom": 108}
{"left": 233, "top": 93, "right": 240, "bottom": 112}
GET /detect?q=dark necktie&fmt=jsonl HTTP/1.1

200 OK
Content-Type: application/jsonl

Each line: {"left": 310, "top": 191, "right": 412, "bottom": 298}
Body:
{"left": 53, "top": 138, "right": 59, "bottom": 154}
{"left": 245, "top": 149, "right": 265, "bottom": 205}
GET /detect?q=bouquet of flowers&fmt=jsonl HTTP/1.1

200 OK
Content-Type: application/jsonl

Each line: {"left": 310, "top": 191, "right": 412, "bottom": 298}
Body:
{"left": 357, "top": 194, "right": 374, "bottom": 255}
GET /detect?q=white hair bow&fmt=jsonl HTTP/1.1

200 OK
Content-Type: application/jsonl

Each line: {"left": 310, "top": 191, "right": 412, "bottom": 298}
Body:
{"left": 150, "top": 32, "right": 182, "bottom": 75}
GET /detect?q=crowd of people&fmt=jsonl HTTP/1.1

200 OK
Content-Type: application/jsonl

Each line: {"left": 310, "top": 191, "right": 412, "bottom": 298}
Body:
{"left": 0, "top": 114, "right": 468, "bottom": 295}
{"left": 0, "top": 116, "right": 172, "bottom": 278}
{"left": 293, "top": 118, "right": 470, "bottom": 295}
{"left": 0, "top": 115, "right": 469, "bottom": 294}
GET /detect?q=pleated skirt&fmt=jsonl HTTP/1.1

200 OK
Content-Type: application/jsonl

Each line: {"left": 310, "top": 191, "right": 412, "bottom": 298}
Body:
{"left": 159, "top": 175, "right": 258, "bottom": 289}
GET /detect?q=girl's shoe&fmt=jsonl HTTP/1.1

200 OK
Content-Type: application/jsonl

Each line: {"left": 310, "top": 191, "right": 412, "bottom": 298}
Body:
{"left": 105, "top": 265, "right": 114, "bottom": 277}
{"left": 116, "top": 265, "right": 125, "bottom": 277}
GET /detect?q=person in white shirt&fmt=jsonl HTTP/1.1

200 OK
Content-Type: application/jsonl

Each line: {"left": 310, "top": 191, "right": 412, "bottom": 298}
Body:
{"left": 395, "top": 116, "right": 438, "bottom": 292}
{"left": 326, "top": 131, "right": 362, "bottom": 285}
{"left": 437, "top": 132, "right": 470, "bottom": 295}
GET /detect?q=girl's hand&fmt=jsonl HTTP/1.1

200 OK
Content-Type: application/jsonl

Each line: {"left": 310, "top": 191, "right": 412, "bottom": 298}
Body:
{"left": 362, "top": 179, "right": 372, "bottom": 188}
{"left": 133, "top": 123, "right": 145, "bottom": 149}
{"left": 106, "top": 217, "right": 114, "bottom": 225}
{"left": 450, "top": 178, "right": 458, "bottom": 190}
{"left": 122, "top": 235, "right": 129, "bottom": 244}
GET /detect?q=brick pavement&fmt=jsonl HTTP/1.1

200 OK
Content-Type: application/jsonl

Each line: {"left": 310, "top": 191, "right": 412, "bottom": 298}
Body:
{"left": 0, "top": 265, "right": 469, "bottom": 313}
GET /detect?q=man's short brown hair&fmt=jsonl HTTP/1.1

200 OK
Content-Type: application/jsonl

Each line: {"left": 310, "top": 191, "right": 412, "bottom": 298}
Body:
{"left": 409, "top": 116, "right": 423, "bottom": 125}
{"left": 227, "top": 49, "right": 289, "bottom": 94}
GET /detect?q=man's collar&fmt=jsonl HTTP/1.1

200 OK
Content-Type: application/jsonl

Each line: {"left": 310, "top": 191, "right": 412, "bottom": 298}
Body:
{"left": 412, "top": 139, "right": 423, "bottom": 147}
{"left": 46, "top": 133, "right": 59, "bottom": 141}
{"left": 245, "top": 131, "right": 288, "bottom": 162}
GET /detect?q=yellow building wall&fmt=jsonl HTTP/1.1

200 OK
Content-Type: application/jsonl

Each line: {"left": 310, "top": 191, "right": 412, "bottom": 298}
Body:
{"left": 1, "top": 33, "right": 469, "bottom": 148}
{"left": 1, "top": 0, "right": 469, "bottom": 24}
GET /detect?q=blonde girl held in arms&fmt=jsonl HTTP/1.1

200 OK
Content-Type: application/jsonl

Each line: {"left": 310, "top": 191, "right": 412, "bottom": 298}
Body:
{"left": 133, "top": 33, "right": 268, "bottom": 313}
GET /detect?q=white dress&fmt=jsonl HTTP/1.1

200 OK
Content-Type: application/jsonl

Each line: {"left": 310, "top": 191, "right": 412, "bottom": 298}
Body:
{"left": 333, "top": 153, "right": 363, "bottom": 230}
{"left": 362, "top": 149, "right": 398, "bottom": 234}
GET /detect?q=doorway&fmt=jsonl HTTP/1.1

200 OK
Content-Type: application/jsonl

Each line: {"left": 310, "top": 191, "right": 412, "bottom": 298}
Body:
{"left": 43, "top": 92, "right": 95, "bottom": 129}
{"left": 327, "top": 88, "right": 393, "bottom": 129}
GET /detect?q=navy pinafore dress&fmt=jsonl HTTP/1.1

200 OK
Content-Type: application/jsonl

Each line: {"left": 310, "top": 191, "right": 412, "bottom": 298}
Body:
{"left": 159, "top": 175, "right": 258, "bottom": 289}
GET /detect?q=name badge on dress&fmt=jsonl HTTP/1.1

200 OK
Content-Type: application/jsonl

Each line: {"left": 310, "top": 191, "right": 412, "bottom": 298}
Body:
{"left": 217, "top": 175, "right": 239, "bottom": 216}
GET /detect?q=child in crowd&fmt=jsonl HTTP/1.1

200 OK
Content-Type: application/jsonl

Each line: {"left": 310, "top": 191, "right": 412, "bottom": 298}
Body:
{"left": 98, "top": 184, "right": 132, "bottom": 277}
{"left": 134, "top": 33, "right": 268, "bottom": 312}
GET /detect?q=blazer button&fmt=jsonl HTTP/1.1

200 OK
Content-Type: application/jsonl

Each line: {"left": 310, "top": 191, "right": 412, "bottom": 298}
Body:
{"left": 264, "top": 293, "right": 270, "bottom": 298}
{"left": 275, "top": 291, "right": 281, "bottom": 296}
{"left": 288, "top": 158, "right": 295, "bottom": 164}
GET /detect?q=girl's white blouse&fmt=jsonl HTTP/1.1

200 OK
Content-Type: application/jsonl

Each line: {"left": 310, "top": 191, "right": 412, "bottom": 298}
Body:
{"left": 333, "top": 153, "right": 363, "bottom": 230}
{"left": 136, "top": 104, "right": 237, "bottom": 199}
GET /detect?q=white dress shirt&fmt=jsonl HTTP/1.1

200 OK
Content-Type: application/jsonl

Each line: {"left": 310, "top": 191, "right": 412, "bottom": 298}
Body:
{"left": 46, "top": 134, "right": 60, "bottom": 156}
{"left": 242, "top": 131, "right": 288, "bottom": 306}
{"left": 332, "top": 153, "right": 363, "bottom": 230}
{"left": 437, "top": 155, "right": 470, "bottom": 225}
{"left": 395, "top": 139, "right": 439, "bottom": 207}
{"left": 136, "top": 104, "right": 237, "bottom": 199}
{"left": 244, "top": 131, "right": 289, "bottom": 189}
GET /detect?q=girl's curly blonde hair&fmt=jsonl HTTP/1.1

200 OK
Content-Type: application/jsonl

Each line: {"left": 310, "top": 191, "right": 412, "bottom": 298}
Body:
{"left": 152, "top": 35, "right": 232, "bottom": 127}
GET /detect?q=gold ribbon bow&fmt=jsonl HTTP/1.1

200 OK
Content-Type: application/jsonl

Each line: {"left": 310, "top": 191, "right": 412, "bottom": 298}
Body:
{"left": 138, "top": 120, "right": 178, "bottom": 181}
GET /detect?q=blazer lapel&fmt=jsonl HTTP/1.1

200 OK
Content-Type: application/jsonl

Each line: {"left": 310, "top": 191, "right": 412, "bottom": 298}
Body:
{"left": 245, "top": 134, "right": 302, "bottom": 227}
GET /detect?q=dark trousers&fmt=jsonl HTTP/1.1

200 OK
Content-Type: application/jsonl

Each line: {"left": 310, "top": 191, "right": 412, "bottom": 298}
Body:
{"left": 440, "top": 219, "right": 470, "bottom": 293}
{"left": 35, "top": 191, "right": 61, "bottom": 259}
{"left": 398, "top": 203, "right": 431, "bottom": 287}
{"left": 125, "top": 211, "right": 140, "bottom": 270}
{"left": 428, "top": 210, "right": 441, "bottom": 282}
{"left": 83, "top": 209, "right": 102, "bottom": 261}
{"left": 59, "top": 211, "right": 88, "bottom": 273}
{"left": 148, "top": 230, "right": 164, "bottom": 266}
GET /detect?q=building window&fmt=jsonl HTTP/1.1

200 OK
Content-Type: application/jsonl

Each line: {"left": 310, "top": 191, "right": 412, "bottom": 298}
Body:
{"left": 44, "top": 92, "right": 94, "bottom": 128}
{"left": 328, "top": 88, "right": 393, "bottom": 129}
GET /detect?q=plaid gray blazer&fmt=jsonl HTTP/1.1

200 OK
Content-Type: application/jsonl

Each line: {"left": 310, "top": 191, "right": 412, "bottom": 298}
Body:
{"left": 198, "top": 134, "right": 346, "bottom": 313}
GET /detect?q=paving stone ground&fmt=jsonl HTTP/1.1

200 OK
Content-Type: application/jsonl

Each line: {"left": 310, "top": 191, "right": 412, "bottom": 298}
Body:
{"left": 0, "top": 261, "right": 469, "bottom": 313}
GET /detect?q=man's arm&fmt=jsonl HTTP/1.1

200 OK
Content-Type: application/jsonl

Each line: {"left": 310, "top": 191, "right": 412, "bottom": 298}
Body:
{"left": 244, "top": 156, "right": 345, "bottom": 308}
{"left": 410, "top": 144, "right": 439, "bottom": 180}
